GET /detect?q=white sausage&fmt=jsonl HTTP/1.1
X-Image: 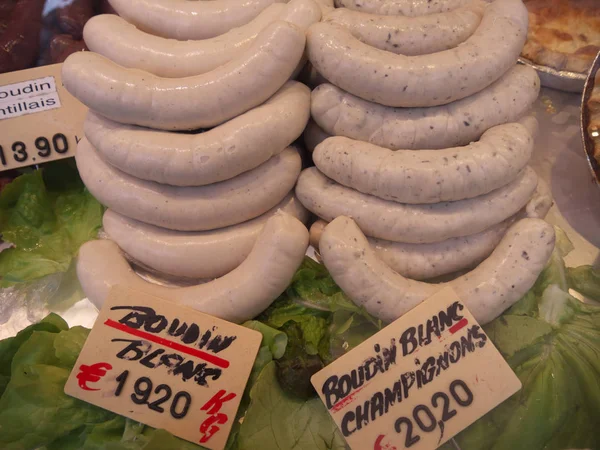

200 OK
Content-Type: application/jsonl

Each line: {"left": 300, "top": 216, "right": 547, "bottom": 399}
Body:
{"left": 78, "top": 213, "right": 309, "bottom": 323}
{"left": 108, "top": 0, "right": 284, "bottom": 40}
{"left": 334, "top": 0, "right": 473, "bottom": 16}
{"left": 84, "top": 82, "right": 310, "bottom": 186}
{"left": 76, "top": 138, "right": 301, "bottom": 231}
{"left": 303, "top": 119, "right": 331, "bottom": 152}
{"left": 295, "top": 166, "right": 538, "bottom": 243}
{"left": 103, "top": 194, "right": 309, "bottom": 280}
{"left": 323, "top": 3, "right": 484, "bottom": 56}
{"left": 319, "top": 216, "right": 555, "bottom": 324}
{"left": 314, "top": 0, "right": 334, "bottom": 15}
{"left": 63, "top": 21, "right": 306, "bottom": 130}
{"left": 85, "top": 0, "right": 320, "bottom": 78}
{"left": 307, "top": 0, "right": 528, "bottom": 107}
{"left": 311, "top": 65, "right": 540, "bottom": 150}
{"left": 309, "top": 182, "right": 552, "bottom": 280}
{"left": 312, "top": 123, "right": 534, "bottom": 204}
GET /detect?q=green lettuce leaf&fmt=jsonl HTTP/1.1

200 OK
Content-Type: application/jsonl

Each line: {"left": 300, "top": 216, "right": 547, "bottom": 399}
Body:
{"left": 235, "top": 362, "right": 346, "bottom": 450}
{"left": 567, "top": 265, "right": 600, "bottom": 302}
{"left": 0, "top": 161, "right": 104, "bottom": 286}
{"left": 453, "top": 283, "right": 600, "bottom": 450}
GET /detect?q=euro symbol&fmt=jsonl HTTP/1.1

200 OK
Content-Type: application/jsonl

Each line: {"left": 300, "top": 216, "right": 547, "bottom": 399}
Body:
{"left": 76, "top": 362, "right": 113, "bottom": 391}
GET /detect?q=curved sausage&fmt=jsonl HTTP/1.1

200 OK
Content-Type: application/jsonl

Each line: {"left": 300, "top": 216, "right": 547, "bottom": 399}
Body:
{"left": 319, "top": 216, "right": 555, "bottom": 324}
{"left": 309, "top": 182, "right": 553, "bottom": 280}
{"left": 76, "top": 138, "right": 302, "bottom": 231}
{"left": 311, "top": 65, "right": 540, "bottom": 150}
{"left": 303, "top": 119, "right": 331, "bottom": 152}
{"left": 307, "top": 0, "right": 528, "bottom": 107}
{"left": 78, "top": 212, "right": 310, "bottom": 323}
{"left": 0, "top": 0, "right": 45, "bottom": 73}
{"left": 312, "top": 123, "right": 534, "bottom": 204}
{"left": 63, "top": 21, "right": 306, "bottom": 130}
{"left": 104, "top": 193, "right": 309, "bottom": 280}
{"left": 334, "top": 0, "right": 473, "bottom": 16}
{"left": 84, "top": 82, "right": 310, "bottom": 186}
{"left": 85, "top": 0, "right": 320, "bottom": 78}
{"left": 295, "top": 166, "right": 538, "bottom": 243}
{"left": 108, "top": 0, "right": 285, "bottom": 40}
{"left": 323, "top": 3, "right": 484, "bottom": 56}
{"left": 57, "top": 0, "right": 94, "bottom": 40}
{"left": 50, "top": 34, "right": 87, "bottom": 64}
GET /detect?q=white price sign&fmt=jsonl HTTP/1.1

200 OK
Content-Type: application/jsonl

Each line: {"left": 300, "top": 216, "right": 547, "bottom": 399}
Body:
{"left": 311, "top": 288, "right": 522, "bottom": 450}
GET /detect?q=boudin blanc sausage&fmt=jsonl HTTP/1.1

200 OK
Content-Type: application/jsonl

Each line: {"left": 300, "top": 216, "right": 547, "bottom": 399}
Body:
{"left": 323, "top": 2, "right": 484, "bottom": 56}
{"left": 84, "top": 82, "right": 310, "bottom": 186}
{"left": 312, "top": 122, "right": 534, "bottom": 204}
{"left": 334, "top": 0, "right": 474, "bottom": 16}
{"left": 63, "top": 21, "right": 306, "bottom": 130}
{"left": 311, "top": 65, "right": 540, "bottom": 150}
{"left": 307, "top": 0, "right": 528, "bottom": 107}
{"left": 76, "top": 138, "right": 301, "bottom": 231}
{"left": 319, "top": 216, "right": 555, "bottom": 324}
{"left": 308, "top": 180, "right": 552, "bottom": 281}
{"left": 78, "top": 213, "right": 309, "bottom": 323}
{"left": 84, "top": 0, "right": 320, "bottom": 78}
{"left": 295, "top": 166, "right": 538, "bottom": 243}
{"left": 103, "top": 194, "right": 309, "bottom": 280}
{"left": 108, "top": 0, "right": 285, "bottom": 40}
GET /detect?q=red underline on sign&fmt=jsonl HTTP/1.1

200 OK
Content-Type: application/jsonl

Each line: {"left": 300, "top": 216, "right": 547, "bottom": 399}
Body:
{"left": 330, "top": 383, "right": 369, "bottom": 413}
{"left": 104, "top": 319, "right": 230, "bottom": 369}
{"left": 449, "top": 318, "right": 468, "bottom": 334}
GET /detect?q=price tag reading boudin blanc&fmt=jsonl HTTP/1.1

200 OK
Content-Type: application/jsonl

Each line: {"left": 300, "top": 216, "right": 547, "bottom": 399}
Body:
{"left": 64, "top": 286, "right": 262, "bottom": 450}
{"left": 311, "top": 287, "right": 521, "bottom": 450}
{"left": 0, "top": 64, "right": 87, "bottom": 172}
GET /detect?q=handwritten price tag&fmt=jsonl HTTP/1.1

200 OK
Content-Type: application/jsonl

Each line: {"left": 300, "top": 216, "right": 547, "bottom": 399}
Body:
{"left": 64, "top": 286, "right": 262, "bottom": 450}
{"left": 311, "top": 287, "right": 521, "bottom": 450}
{"left": 0, "top": 64, "right": 87, "bottom": 172}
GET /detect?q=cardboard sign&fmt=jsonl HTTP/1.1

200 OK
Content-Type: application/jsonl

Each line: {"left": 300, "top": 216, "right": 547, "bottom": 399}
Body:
{"left": 311, "top": 288, "right": 521, "bottom": 450}
{"left": 0, "top": 64, "right": 87, "bottom": 172}
{"left": 65, "top": 286, "right": 262, "bottom": 450}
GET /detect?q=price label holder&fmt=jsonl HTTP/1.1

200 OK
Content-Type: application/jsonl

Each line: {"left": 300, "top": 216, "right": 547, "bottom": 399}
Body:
{"left": 311, "top": 287, "right": 522, "bottom": 450}
{"left": 64, "top": 285, "right": 262, "bottom": 450}
{"left": 0, "top": 64, "right": 87, "bottom": 172}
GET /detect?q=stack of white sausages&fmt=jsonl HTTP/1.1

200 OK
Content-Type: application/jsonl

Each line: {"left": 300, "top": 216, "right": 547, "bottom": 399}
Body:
{"left": 61, "top": 0, "right": 325, "bottom": 323}
{"left": 297, "top": 0, "right": 557, "bottom": 325}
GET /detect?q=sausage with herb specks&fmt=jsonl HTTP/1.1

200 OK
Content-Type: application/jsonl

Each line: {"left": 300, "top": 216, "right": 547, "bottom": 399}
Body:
{"left": 307, "top": 0, "right": 528, "bottom": 107}
{"left": 311, "top": 65, "right": 540, "bottom": 150}
{"left": 312, "top": 122, "right": 534, "bottom": 204}
{"left": 323, "top": 2, "right": 484, "bottom": 56}
{"left": 295, "top": 166, "right": 538, "bottom": 243}
{"left": 320, "top": 216, "right": 555, "bottom": 324}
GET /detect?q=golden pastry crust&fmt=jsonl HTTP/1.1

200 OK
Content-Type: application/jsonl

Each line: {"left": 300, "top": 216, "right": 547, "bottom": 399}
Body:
{"left": 522, "top": 0, "right": 600, "bottom": 73}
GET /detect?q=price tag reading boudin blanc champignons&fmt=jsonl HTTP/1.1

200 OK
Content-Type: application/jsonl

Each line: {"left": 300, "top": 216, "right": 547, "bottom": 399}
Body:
{"left": 311, "top": 287, "right": 522, "bottom": 450}
{"left": 64, "top": 286, "right": 262, "bottom": 450}
{"left": 0, "top": 64, "right": 87, "bottom": 172}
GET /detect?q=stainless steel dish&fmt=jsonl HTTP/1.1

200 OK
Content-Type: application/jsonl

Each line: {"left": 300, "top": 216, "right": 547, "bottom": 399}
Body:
{"left": 580, "top": 51, "right": 600, "bottom": 186}
{"left": 519, "top": 57, "right": 587, "bottom": 93}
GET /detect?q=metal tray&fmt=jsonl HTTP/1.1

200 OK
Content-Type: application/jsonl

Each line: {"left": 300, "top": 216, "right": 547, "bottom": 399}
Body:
{"left": 580, "top": 51, "right": 600, "bottom": 185}
{"left": 519, "top": 57, "right": 587, "bottom": 93}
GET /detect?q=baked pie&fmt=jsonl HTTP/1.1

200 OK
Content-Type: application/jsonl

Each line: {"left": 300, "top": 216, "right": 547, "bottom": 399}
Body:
{"left": 522, "top": 0, "right": 600, "bottom": 74}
